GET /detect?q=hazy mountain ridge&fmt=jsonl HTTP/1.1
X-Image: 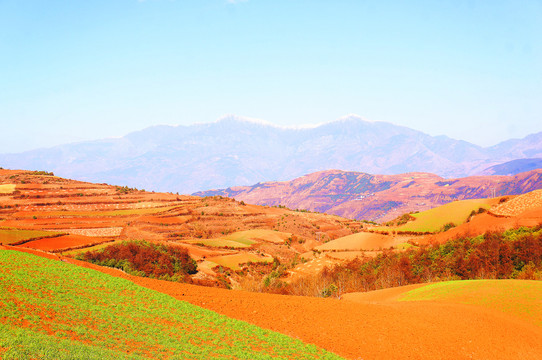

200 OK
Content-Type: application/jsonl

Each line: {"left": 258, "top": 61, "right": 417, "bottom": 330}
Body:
{"left": 195, "top": 169, "right": 542, "bottom": 222}
{"left": 1, "top": 115, "right": 541, "bottom": 194}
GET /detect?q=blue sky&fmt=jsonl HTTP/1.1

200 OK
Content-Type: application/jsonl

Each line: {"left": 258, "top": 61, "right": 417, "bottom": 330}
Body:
{"left": 1, "top": 0, "right": 541, "bottom": 152}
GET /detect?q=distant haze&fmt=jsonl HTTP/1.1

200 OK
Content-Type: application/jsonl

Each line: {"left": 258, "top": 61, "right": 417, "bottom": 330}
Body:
{"left": 1, "top": 115, "right": 541, "bottom": 194}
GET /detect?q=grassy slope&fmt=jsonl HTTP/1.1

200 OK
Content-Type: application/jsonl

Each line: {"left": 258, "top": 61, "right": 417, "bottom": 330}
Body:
{"left": 398, "top": 280, "right": 542, "bottom": 327}
{"left": 395, "top": 198, "right": 495, "bottom": 232}
{"left": 0, "top": 250, "right": 342, "bottom": 360}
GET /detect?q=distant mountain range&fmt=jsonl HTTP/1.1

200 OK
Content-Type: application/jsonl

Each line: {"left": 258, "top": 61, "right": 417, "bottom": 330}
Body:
{"left": 1, "top": 115, "right": 541, "bottom": 194}
{"left": 195, "top": 169, "right": 542, "bottom": 222}
{"left": 480, "top": 158, "right": 542, "bottom": 176}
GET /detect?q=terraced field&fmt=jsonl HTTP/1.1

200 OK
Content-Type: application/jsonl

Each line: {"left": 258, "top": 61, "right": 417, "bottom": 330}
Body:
{"left": 2, "top": 168, "right": 542, "bottom": 359}
{"left": 0, "top": 170, "right": 356, "bottom": 286}
{"left": 491, "top": 189, "right": 542, "bottom": 216}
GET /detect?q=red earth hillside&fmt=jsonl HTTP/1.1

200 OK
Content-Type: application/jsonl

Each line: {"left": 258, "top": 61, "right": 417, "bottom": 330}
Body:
{"left": 0, "top": 169, "right": 361, "bottom": 286}
{"left": 195, "top": 168, "right": 542, "bottom": 222}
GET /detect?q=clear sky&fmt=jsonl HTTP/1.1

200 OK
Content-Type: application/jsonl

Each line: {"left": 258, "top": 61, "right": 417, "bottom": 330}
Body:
{"left": 1, "top": 0, "right": 541, "bottom": 153}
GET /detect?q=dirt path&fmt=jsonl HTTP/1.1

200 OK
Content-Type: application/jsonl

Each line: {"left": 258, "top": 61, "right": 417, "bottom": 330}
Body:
{"left": 6, "top": 246, "right": 542, "bottom": 360}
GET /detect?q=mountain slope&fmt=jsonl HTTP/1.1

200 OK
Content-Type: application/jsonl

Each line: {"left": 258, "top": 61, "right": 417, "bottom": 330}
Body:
{"left": 1, "top": 115, "right": 541, "bottom": 193}
{"left": 480, "top": 158, "right": 542, "bottom": 176}
{"left": 195, "top": 169, "right": 542, "bottom": 222}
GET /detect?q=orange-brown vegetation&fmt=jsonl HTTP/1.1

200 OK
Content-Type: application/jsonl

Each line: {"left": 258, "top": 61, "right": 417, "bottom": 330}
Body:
{"left": 286, "top": 226, "right": 542, "bottom": 298}
{"left": 78, "top": 240, "right": 197, "bottom": 281}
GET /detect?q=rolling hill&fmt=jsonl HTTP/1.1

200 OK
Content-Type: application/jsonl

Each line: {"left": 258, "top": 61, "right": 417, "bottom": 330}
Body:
{"left": 0, "top": 169, "right": 359, "bottom": 287}
{"left": 0, "top": 250, "right": 343, "bottom": 359}
{"left": 196, "top": 168, "right": 542, "bottom": 222}
{"left": 3, "top": 169, "right": 542, "bottom": 359}
{"left": 4, "top": 247, "right": 541, "bottom": 360}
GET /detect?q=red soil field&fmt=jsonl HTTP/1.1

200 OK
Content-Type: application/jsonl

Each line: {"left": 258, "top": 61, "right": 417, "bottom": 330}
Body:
{"left": 11, "top": 247, "right": 536, "bottom": 360}
{"left": 19, "top": 234, "right": 113, "bottom": 252}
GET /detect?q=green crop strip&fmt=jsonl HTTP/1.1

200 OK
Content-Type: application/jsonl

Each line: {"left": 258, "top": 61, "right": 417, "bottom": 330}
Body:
{"left": 0, "top": 250, "right": 344, "bottom": 360}
{"left": 398, "top": 279, "right": 542, "bottom": 327}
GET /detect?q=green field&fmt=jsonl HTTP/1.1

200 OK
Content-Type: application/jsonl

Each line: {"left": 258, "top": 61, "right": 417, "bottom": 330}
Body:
{"left": 394, "top": 198, "right": 495, "bottom": 233}
{"left": 399, "top": 280, "right": 542, "bottom": 327}
{"left": 0, "top": 228, "right": 65, "bottom": 245}
{"left": 0, "top": 250, "right": 343, "bottom": 359}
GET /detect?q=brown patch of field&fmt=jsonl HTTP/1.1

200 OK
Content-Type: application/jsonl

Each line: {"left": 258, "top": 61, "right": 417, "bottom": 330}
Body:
{"left": 314, "top": 232, "right": 396, "bottom": 251}
{"left": 491, "top": 189, "right": 542, "bottom": 216}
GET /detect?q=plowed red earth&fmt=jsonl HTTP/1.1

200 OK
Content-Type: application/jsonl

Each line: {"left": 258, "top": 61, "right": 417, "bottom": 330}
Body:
{"left": 6, "top": 246, "right": 541, "bottom": 360}
{"left": 18, "top": 234, "right": 113, "bottom": 252}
